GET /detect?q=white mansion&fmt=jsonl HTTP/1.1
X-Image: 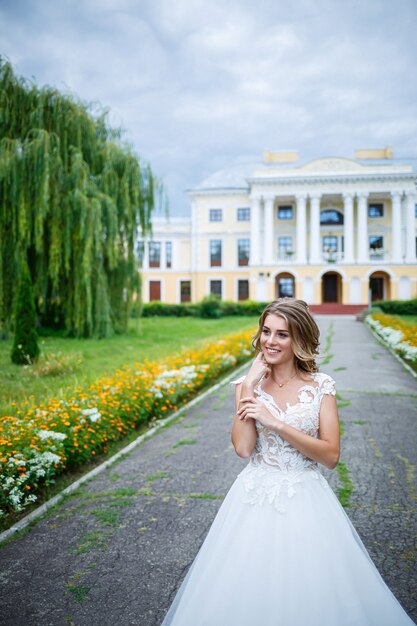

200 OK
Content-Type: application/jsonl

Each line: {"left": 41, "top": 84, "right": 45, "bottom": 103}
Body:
{"left": 138, "top": 148, "right": 417, "bottom": 306}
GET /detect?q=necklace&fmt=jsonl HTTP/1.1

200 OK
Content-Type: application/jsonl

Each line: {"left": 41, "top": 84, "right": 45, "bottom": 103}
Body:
{"left": 272, "top": 372, "right": 297, "bottom": 388}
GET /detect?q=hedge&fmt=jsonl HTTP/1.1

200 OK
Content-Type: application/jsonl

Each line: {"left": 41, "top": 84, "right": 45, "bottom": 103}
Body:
{"left": 141, "top": 299, "right": 268, "bottom": 318}
{"left": 372, "top": 298, "right": 417, "bottom": 315}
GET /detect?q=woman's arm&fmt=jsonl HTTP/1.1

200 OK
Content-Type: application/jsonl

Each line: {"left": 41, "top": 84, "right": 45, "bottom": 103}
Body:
{"left": 277, "top": 394, "right": 340, "bottom": 469}
{"left": 238, "top": 393, "right": 340, "bottom": 469}
{"left": 231, "top": 381, "right": 257, "bottom": 458}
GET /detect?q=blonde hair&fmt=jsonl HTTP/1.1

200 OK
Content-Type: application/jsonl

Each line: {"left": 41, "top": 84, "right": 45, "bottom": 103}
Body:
{"left": 252, "top": 298, "right": 320, "bottom": 373}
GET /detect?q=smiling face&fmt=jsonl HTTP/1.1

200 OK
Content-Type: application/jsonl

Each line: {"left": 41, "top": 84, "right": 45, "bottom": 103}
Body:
{"left": 260, "top": 314, "right": 295, "bottom": 366}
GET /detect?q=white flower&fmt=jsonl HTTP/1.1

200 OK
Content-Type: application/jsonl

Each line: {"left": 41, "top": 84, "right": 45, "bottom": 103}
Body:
{"left": 367, "top": 317, "right": 417, "bottom": 364}
{"left": 81, "top": 407, "right": 102, "bottom": 422}
{"left": 38, "top": 429, "right": 67, "bottom": 441}
{"left": 221, "top": 353, "right": 237, "bottom": 366}
{"left": 150, "top": 365, "right": 199, "bottom": 393}
{"left": 33, "top": 451, "right": 61, "bottom": 466}
{"left": 88, "top": 411, "right": 102, "bottom": 423}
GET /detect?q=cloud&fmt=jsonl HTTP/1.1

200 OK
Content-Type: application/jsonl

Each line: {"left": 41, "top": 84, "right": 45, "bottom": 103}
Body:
{"left": 0, "top": 0, "right": 416, "bottom": 215}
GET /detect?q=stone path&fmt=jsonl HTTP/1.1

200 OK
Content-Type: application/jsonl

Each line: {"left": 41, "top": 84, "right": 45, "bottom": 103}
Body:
{"left": 0, "top": 316, "right": 416, "bottom": 625}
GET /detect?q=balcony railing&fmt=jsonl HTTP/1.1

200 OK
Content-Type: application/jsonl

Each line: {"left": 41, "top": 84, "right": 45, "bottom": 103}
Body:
{"left": 272, "top": 249, "right": 390, "bottom": 265}
{"left": 277, "top": 251, "right": 297, "bottom": 263}
{"left": 322, "top": 251, "right": 343, "bottom": 263}
{"left": 369, "top": 249, "right": 387, "bottom": 261}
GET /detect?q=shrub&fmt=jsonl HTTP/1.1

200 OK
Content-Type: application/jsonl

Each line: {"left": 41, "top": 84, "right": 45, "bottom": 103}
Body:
{"left": 220, "top": 300, "right": 268, "bottom": 316}
{"left": 200, "top": 295, "right": 222, "bottom": 319}
{"left": 373, "top": 298, "right": 417, "bottom": 315}
{"left": 138, "top": 299, "right": 268, "bottom": 318}
{"left": 141, "top": 301, "right": 194, "bottom": 317}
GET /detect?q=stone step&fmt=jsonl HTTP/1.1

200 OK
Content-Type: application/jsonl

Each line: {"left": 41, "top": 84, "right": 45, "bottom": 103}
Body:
{"left": 309, "top": 304, "right": 368, "bottom": 315}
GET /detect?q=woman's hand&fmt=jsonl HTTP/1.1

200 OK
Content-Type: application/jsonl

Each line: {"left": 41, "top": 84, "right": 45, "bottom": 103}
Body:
{"left": 237, "top": 397, "right": 280, "bottom": 430}
{"left": 244, "top": 353, "right": 271, "bottom": 389}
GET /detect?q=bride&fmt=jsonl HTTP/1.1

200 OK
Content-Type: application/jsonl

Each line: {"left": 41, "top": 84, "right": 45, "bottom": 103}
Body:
{"left": 161, "top": 299, "right": 415, "bottom": 625}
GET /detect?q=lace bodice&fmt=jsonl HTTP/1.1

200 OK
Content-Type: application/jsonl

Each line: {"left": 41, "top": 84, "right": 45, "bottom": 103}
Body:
{"left": 231, "top": 372, "right": 336, "bottom": 512}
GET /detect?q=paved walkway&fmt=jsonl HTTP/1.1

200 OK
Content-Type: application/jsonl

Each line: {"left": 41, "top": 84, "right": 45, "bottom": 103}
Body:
{"left": 1, "top": 317, "right": 416, "bottom": 625}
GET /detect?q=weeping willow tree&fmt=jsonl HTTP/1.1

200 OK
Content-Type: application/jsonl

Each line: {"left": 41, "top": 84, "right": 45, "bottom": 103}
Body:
{"left": 0, "top": 57, "right": 157, "bottom": 338}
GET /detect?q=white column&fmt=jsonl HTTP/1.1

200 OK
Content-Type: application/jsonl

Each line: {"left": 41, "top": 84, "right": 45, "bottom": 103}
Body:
{"left": 405, "top": 192, "right": 416, "bottom": 263}
{"left": 391, "top": 191, "right": 402, "bottom": 262}
{"left": 296, "top": 194, "right": 307, "bottom": 264}
{"left": 357, "top": 192, "right": 368, "bottom": 263}
{"left": 343, "top": 192, "right": 354, "bottom": 263}
{"left": 263, "top": 196, "right": 274, "bottom": 265}
{"left": 191, "top": 200, "right": 198, "bottom": 272}
{"left": 190, "top": 200, "right": 199, "bottom": 301}
{"left": 309, "top": 193, "right": 321, "bottom": 263}
{"left": 250, "top": 196, "right": 261, "bottom": 265}
{"left": 143, "top": 238, "right": 149, "bottom": 270}
{"left": 161, "top": 239, "right": 166, "bottom": 269}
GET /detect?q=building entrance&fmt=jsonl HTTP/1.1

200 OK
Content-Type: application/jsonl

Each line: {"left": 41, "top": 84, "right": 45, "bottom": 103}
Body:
{"left": 370, "top": 277, "right": 384, "bottom": 301}
{"left": 369, "top": 271, "right": 390, "bottom": 302}
{"left": 322, "top": 272, "right": 341, "bottom": 303}
{"left": 275, "top": 273, "right": 295, "bottom": 298}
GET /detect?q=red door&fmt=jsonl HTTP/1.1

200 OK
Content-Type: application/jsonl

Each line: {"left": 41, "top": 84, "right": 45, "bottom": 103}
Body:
{"left": 149, "top": 281, "right": 161, "bottom": 301}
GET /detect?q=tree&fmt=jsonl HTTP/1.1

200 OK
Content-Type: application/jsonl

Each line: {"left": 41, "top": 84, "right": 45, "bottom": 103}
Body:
{"left": 11, "top": 261, "right": 40, "bottom": 364}
{"left": 0, "top": 57, "right": 157, "bottom": 338}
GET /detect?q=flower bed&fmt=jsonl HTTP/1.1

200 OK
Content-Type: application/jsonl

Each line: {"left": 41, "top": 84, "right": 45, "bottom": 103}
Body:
{"left": 366, "top": 314, "right": 417, "bottom": 365}
{"left": 0, "top": 330, "right": 254, "bottom": 519}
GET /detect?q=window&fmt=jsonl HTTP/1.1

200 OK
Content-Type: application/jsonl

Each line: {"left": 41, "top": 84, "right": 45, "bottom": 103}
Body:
{"left": 237, "top": 239, "right": 250, "bottom": 266}
{"left": 278, "top": 277, "right": 294, "bottom": 298}
{"left": 180, "top": 280, "right": 191, "bottom": 303}
{"left": 209, "top": 208, "right": 222, "bottom": 222}
{"left": 237, "top": 207, "right": 250, "bottom": 221}
{"left": 322, "top": 236, "right": 338, "bottom": 252}
{"left": 369, "top": 236, "right": 383, "bottom": 250}
{"left": 320, "top": 210, "right": 343, "bottom": 225}
{"left": 278, "top": 236, "right": 293, "bottom": 257}
{"left": 238, "top": 279, "right": 249, "bottom": 301}
{"left": 210, "top": 240, "right": 222, "bottom": 266}
{"left": 278, "top": 206, "right": 293, "bottom": 220}
{"left": 149, "top": 242, "right": 161, "bottom": 268}
{"left": 137, "top": 241, "right": 144, "bottom": 267}
{"left": 210, "top": 280, "right": 222, "bottom": 299}
{"left": 165, "top": 241, "right": 172, "bottom": 268}
{"left": 149, "top": 280, "right": 161, "bottom": 301}
{"left": 369, "top": 203, "right": 384, "bottom": 218}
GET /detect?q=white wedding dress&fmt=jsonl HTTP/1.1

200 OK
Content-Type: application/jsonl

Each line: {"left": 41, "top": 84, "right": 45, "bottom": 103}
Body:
{"left": 161, "top": 372, "right": 415, "bottom": 625}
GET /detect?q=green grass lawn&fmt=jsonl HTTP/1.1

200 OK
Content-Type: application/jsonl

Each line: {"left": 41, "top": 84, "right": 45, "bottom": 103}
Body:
{"left": 397, "top": 315, "right": 417, "bottom": 326}
{"left": 0, "top": 316, "right": 257, "bottom": 416}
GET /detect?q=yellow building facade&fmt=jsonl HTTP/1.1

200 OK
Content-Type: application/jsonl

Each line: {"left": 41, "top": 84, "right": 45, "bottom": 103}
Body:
{"left": 139, "top": 149, "right": 417, "bottom": 306}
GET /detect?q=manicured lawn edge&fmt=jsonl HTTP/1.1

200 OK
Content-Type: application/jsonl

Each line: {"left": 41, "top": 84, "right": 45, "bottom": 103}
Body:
{"left": 365, "top": 316, "right": 417, "bottom": 379}
{"left": 0, "top": 360, "right": 249, "bottom": 545}
{"left": 1, "top": 329, "right": 254, "bottom": 523}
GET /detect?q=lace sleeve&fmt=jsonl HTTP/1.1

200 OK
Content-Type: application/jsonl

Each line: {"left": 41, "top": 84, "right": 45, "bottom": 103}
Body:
{"left": 230, "top": 375, "right": 246, "bottom": 386}
{"left": 320, "top": 374, "right": 336, "bottom": 397}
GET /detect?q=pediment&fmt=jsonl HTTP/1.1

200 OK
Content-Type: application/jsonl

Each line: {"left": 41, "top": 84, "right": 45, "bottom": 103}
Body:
{"left": 300, "top": 158, "right": 363, "bottom": 172}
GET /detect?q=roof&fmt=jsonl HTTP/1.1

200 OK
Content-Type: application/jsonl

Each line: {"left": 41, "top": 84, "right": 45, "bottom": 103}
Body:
{"left": 191, "top": 161, "right": 260, "bottom": 192}
{"left": 190, "top": 155, "right": 417, "bottom": 194}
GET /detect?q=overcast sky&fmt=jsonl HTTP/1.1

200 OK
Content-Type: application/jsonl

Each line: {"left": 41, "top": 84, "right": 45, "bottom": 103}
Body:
{"left": 1, "top": 0, "right": 416, "bottom": 215}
